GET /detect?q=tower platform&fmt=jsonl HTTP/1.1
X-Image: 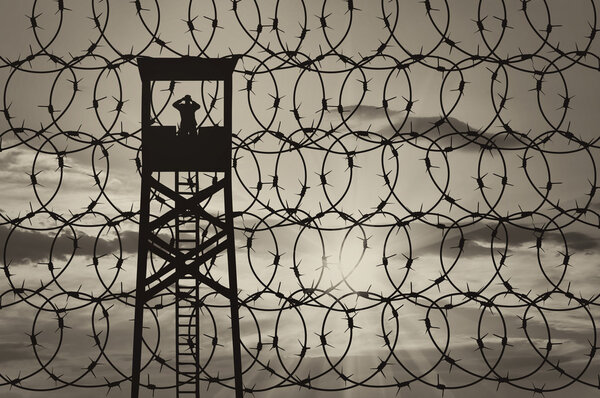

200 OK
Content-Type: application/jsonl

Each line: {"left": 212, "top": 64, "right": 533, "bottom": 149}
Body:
{"left": 143, "top": 126, "right": 230, "bottom": 172}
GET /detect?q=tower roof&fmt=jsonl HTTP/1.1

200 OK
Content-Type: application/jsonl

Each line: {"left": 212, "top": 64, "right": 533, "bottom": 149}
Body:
{"left": 137, "top": 56, "right": 239, "bottom": 81}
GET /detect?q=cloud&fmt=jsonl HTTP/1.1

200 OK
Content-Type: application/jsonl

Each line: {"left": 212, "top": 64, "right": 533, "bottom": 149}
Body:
{"left": 557, "top": 231, "right": 600, "bottom": 251}
{"left": 0, "top": 225, "right": 138, "bottom": 264}
{"left": 338, "top": 104, "right": 524, "bottom": 152}
{"left": 414, "top": 223, "right": 600, "bottom": 259}
{"left": 0, "top": 342, "right": 31, "bottom": 364}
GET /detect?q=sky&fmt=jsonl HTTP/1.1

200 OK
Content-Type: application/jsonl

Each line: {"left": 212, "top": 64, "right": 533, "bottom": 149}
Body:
{"left": 1, "top": 0, "right": 600, "bottom": 397}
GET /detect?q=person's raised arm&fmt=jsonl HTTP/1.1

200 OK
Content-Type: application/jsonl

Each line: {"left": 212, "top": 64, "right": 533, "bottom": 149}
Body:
{"left": 172, "top": 97, "right": 184, "bottom": 109}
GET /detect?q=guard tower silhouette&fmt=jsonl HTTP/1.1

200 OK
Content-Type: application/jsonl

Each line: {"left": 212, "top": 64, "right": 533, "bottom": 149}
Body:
{"left": 132, "top": 57, "right": 243, "bottom": 398}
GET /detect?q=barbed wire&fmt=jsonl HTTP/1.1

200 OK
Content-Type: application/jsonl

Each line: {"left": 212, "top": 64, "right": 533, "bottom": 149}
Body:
{"left": 1, "top": 0, "right": 600, "bottom": 396}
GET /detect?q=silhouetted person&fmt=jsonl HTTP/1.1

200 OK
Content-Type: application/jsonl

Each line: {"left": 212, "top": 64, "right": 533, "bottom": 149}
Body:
{"left": 173, "top": 94, "right": 200, "bottom": 135}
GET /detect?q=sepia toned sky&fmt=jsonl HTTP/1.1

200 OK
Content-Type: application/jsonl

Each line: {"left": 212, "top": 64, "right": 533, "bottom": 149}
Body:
{"left": 1, "top": 0, "right": 600, "bottom": 397}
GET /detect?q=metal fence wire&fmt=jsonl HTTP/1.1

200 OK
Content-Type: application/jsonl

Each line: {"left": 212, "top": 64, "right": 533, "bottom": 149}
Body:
{"left": 1, "top": 0, "right": 600, "bottom": 396}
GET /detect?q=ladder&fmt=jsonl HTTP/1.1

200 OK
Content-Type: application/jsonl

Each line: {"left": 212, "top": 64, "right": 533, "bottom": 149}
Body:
{"left": 175, "top": 171, "right": 201, "bottom": 396}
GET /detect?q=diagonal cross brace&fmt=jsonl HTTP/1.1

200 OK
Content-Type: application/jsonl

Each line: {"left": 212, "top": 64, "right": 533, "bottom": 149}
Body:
{"left": 145, "top": 229, "right": 227, "bottom": 285}
{"left": 148, "top": 178, "right": 226, "bottom": 231}
{"left": 143, "top": 240, "right": 231, "bottom": 301}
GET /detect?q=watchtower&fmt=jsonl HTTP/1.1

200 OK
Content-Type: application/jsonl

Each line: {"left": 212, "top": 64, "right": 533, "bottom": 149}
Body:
{"left": 131, "top": 57, "right": 243, "bottom": 398}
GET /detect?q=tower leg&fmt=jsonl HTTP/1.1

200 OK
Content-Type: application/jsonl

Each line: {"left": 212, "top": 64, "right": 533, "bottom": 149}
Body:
{"left": 225, "top": 172, "right": 244, "bottom": 398}
{"left": 131, "top": 174, "right": 151, "bottom": 398}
